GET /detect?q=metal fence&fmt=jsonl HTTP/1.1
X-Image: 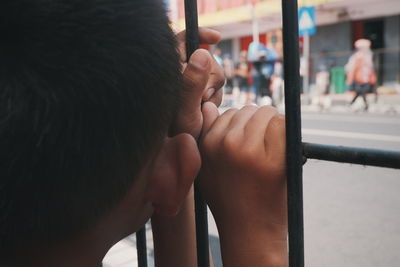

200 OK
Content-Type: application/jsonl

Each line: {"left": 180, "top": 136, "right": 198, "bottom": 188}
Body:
{"left": 130, "top": 0, "right": 400, "bottom": 267}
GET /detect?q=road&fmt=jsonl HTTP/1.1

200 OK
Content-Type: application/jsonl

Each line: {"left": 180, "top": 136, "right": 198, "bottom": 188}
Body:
{"left": 301, "top": 112, "right": 400, "bottom": 267}
{"left": 208, "top": 111, "right": 400, "bottom": 267}
{"left": 104, "top": 111, "right": 400, "bottom": 267}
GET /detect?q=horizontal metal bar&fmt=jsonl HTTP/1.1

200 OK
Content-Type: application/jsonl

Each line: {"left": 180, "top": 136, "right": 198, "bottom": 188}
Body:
{"left": 303, "top": 143, "right": 400, "bottom": 169}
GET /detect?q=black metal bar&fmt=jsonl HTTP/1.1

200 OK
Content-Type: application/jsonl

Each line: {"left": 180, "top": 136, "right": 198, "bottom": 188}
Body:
{"left": 282, "top": 0, "right": 305, "bottom": 267}
{"left": 194, "top": 181, "right": 210, "bottom": 267}
{"left": 136, "top": 226, "right": 148, "bottom": 267}
{"left": 184, "top": 1, "right": 210, "bottom": 267}
{"left": 303, "top": 143, "right": 400, "bottom": 169}
{"left": 184, "top": 0, "right": 200, "bottom": 60}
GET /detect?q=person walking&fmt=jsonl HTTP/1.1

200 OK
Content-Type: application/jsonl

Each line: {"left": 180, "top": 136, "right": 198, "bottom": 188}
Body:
{"left": 235, "top": 50, "right": 253, "bottom": 104}
{"left": 222, "top": 54, "right": 235, "bottom": 106}
{"left": 345, "top": 39, "right": 376, "bottom": 111}
{"left": 213, "top": 47, "right": 223, "bottom": 66}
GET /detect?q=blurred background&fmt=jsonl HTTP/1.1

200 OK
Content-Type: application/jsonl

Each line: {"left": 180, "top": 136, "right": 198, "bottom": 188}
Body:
{"left": 168, "top": 0, "right": 400, "bottom": 112}
{"left": 103, "top": 1, "right": 400, "bottom": 266}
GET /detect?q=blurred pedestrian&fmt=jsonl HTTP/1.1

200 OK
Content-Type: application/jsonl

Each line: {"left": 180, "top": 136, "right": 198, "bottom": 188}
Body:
{"left": 222, "top": 54, "right": 235, "bottom": 106}
{"left": 235, "top": 50, "right": 253, "bottom": 104}
{"left": 252, "top": 47, "right": 278, "bottom": 105}
{"left": 315, "top": 50, "right": 334, "bottom": 95}
{"left": 345, "top": 39, "right": 376, "bottom": 110}
{"left": 270, "top": 60, "right": 284, "bottom": 106}
{"left": 247, "top": 42, "right": 278, "bottom": 103}
{"left": 213, "top": 47, "right": 223, "bottom": 66}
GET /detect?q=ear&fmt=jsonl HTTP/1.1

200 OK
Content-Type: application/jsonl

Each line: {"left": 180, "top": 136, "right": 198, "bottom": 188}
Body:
{"left": 145, "top": 133, "right": 201, "bottom": 216}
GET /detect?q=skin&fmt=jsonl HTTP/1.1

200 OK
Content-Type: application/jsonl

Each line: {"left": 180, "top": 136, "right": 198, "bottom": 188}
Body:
{"left": 152, "top": 28, "right": 223, "bottom": 267}
{"left": 17, "top": 28, "right": 288, "bottom": 267}
{"left": 153, "top": 28, "right": 288, "bottom": 267}
{"left": 199, "top": 103, "right": 288, "bottom": 267}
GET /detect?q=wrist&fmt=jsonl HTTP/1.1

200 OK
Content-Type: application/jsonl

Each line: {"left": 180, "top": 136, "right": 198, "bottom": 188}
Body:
{"left": 151, "top": 187, "right": 197, "bottom": 267}
{"left": 216, "top": 217, "right": 288, "bottom": 267}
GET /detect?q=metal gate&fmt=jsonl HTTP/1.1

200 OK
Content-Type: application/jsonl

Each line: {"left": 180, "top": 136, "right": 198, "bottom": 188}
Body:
{"left": 131, "top": 0, "right": 400, "bottom": 267}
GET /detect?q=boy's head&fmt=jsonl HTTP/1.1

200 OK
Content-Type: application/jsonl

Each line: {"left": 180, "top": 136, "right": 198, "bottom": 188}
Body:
{"left": 0, "top": 0, "right": 199, "bottom": 259}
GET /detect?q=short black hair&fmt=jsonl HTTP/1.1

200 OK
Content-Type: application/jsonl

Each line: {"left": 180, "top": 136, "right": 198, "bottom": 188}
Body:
{"left": 0, "top": 0, "right": 182, "bottom": 256}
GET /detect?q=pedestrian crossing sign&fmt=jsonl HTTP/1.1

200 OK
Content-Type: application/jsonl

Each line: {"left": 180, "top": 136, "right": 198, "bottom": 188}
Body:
{"left": 299, "top": 6, "right": 316, "bottom": 36}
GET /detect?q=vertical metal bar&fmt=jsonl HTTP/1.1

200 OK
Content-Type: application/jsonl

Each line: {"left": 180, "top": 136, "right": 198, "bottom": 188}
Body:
{"left": 184, "top": 0, "right": 199, "bottom": 59}
{"left": 194, "top": 182, "right": 210, "bottom": 267}
{"left": 136, "top": 226, "right": 148, "bottom": 267}
{"left": 281, "top": 0, "right": 305, "bottom": 267}
{"left": 184, "top": 1, "right": 210, "bottom": 267}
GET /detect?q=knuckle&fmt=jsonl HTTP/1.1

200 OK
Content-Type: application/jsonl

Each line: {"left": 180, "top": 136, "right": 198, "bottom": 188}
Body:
{"left": 260, "top": 105, "right": 278, "bottom": 114}
{"left": 183, "top": 65, "right": 207, "bottom": 89}
{"left": 240, "top": 145, "right": 258, "bottom": 163}
{"left": 268, "top": 115, "right": 286, "bottom": 132}
{"left": 221, "top": 108, "right": 238, "bottom": 117}
{"left": 240, "top": 105, "right": 258, "bottom": 112}
{"left": 222, "top": 132, "right": 240, "bottom": 155}
{"left": 221, "top": 132, "right": 257, "bottom": 166}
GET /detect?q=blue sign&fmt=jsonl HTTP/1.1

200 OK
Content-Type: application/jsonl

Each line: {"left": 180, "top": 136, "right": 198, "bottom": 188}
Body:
{"left": 298, "top": 7, "right": 316, "bottom": 36}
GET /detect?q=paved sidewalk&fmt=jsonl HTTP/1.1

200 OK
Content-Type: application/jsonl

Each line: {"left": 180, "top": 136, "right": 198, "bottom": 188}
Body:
{"left": 220, "top": 88, "right": 400, "bottom": 115}
{"left": 300, "top": 93, "right": 400, "bottom": 115}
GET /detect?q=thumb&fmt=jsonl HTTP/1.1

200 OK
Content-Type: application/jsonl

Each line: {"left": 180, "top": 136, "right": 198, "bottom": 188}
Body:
{"left": 172, "top": 49, "right": 212, "bottom": 138}
{"left": 181, "top": 49, "right": 211, "bottom": 112}
{"left": 201, "top": 101, "right": 219, "bottom": 135}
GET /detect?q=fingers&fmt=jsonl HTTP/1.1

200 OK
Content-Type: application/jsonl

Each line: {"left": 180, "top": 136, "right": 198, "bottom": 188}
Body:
{"left": 207, "top": 87, "right": 223, "bottom": 107}
{"left": 176, "top": 28, "right": 224, "bottom": 107}
{"left": 202, "top": 56, "right": 225, "bottom": 106}
{"left": 202, "top": 105, "right": 257, "bottom": 148}
{"left": 204, "top": 108, "right": 237, "bottom": 139}
{"left": 172, "top": 49, "right": 212, "bottom": 137}
{"left": 227, "top": 105, "right": 258, "bottom": 134}
{"left": 265, "top": 115, "right": 286, "bottom": 169}
{"left": 177, "top": 28, "right": 221, "bottom": 62}
{"left": 244, "top": 106, "right": 278, "bottom": 144}
{"left": 200, "top": 107, "right": 236, "bottom": 156}
{"left": 202, "top": 105, "right": 285, "bottom": 151}
{"left": 181, "top": 49, "right": 212, "bottom": 107}
{"left": 201, "top": 102, "right": 219, "bottom": 134}
{"left": 182, "top": 49, "right": 224, "bottom": 108}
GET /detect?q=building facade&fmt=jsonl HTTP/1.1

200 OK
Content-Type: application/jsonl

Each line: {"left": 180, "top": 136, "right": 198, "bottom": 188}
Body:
{"left": 170, "top": 0, "right": 400, "bottom": 87}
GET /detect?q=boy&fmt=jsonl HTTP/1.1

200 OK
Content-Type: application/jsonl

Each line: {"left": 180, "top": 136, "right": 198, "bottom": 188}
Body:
{"left": 0, "top": 1, "right": 287, "bottom": 266}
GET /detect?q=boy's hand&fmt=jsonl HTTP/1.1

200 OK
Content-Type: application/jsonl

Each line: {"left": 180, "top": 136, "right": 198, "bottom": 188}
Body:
{"left": 199, "top": 103, "right": 288, "bottom": 266}
{"left": 177, "top": 28, "right": 224, "bottom": 106}
{"left": 151, "top": 29, "right": 223, "bottom": 267}
{"left": 171, "top": 28, "right": 224, "bottom": 138}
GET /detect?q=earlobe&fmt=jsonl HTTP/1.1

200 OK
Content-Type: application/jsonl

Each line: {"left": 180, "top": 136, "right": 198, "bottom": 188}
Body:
{"left": 145, "top": 133, "right": 201, "bottom": 216}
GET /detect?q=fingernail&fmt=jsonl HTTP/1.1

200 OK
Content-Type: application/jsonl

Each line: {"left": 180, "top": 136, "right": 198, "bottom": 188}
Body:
{"left": 190, "top": 50, "right": 209, "bottom": 68}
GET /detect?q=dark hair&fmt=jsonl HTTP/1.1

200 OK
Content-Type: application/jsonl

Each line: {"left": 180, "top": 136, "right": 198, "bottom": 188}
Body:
{"left": 0, "top": 0, "right": 182, "bottom": 255}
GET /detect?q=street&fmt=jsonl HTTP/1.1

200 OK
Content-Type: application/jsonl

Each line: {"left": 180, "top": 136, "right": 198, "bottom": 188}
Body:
{"left": 103, "top": 111, "right": 400, "bottom": 267}
{"left": 301, "top": 112, "right": 400, "bottom": 267}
